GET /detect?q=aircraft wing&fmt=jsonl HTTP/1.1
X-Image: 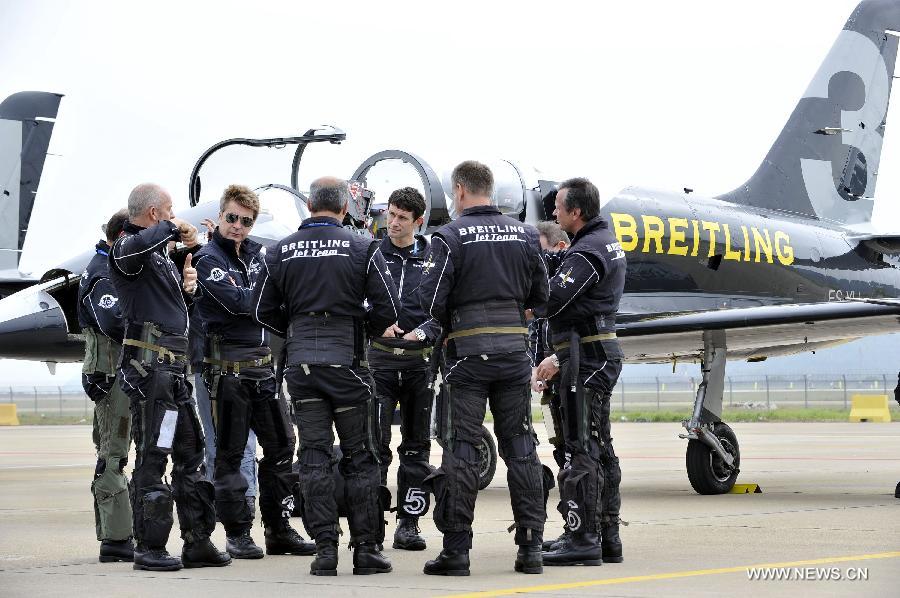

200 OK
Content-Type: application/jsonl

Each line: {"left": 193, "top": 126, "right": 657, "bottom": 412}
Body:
{"left": 618, "top": 300, "right": 900, "bottom": 363}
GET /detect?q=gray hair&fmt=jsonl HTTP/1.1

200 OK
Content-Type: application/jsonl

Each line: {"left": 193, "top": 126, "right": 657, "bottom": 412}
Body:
{"left": 308, "top": 177, "right": 350, "bottom": 214}
{"left": 451, "top": 160, "right": 493, "bottom": 197}
{"left": 127, "top": 183, "right": 168, "bottom": 219}
{"left": 536, "top": 220, "right": 569, "bottom": 248}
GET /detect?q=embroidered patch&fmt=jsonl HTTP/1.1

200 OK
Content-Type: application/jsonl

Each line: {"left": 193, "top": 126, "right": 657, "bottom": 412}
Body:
{"left": 556, "top": 267, "right": 575, "bottom": 288}
{"left": 207, "top": 267, "right": 226, "bottom": 282}
{"left": 97, "top": 294, "right": 119, "bottom": 309}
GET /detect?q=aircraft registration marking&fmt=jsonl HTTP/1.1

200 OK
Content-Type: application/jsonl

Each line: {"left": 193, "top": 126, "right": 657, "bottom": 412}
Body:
{"left": 610, "top": 212, "right": 795, "bottom": 266}
{"left": 442, "top": 551, "right": 900, "bottom": 597}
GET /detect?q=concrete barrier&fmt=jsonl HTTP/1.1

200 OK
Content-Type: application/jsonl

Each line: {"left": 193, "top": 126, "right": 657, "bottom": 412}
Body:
{"left": 0, "top": 404, "right": 20, "bottom": 426}
{"left": 848, "top": 394, "right": 891, "bottom": 423}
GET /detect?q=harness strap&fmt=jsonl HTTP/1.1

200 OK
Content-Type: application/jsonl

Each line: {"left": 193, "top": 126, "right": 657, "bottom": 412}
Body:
{"left": 554, "top": 332, "right": 618, "bottom": 351}
{"left": 202, "top": 354, "right": 273, "bottom": 374}
{"left": 122, "top": 338, "right": 185, "bottom": 363}
{"left": 446, "top": 326, "right": 528, "bottom": 340}
{"left": 370, "top": 342, "right": 433, "bottom": 357}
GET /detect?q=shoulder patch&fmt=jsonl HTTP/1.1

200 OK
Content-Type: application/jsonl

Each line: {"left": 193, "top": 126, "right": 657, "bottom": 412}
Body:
{"left": 97, "top": 294, "right": 119, "bottom": 309}
{"left": 207, "top": 267, "right": 226, "bottom": 282}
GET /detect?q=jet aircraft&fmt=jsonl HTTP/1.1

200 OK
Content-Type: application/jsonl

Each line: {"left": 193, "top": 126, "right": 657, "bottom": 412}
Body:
{"left": 1, "top": 0, "right": 898, "bottom": 495}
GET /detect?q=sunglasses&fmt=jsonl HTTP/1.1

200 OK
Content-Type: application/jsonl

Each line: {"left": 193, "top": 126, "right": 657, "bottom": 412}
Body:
{"left": 224, "top": 212, "right": 255, "bottom": 227}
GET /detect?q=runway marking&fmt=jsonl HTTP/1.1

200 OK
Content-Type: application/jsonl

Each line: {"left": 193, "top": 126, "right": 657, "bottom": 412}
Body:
{"left": 441, "top": 551, "right": 900, "bottom": 597}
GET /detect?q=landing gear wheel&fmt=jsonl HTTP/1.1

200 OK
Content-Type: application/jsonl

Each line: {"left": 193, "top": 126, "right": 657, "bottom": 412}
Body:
{"left": 686, "top": 422, "right": 740, "bottom": 495}
{"left": 477, "top": 425, "right": 498, "bottom": 490}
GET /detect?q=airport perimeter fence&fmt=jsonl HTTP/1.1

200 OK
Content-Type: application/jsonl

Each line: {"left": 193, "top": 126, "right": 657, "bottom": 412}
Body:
{"left": 3, "top": 373, "right": 899, "bottom": 418}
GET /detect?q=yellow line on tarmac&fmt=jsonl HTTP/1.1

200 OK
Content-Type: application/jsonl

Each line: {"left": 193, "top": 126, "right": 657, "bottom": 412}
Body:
{"left": 441, "top": 551, "right": 900, "bottom": 597}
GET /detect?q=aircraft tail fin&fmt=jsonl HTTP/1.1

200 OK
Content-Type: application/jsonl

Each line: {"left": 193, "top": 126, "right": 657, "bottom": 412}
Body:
{"left": 718, "top": 0, "right": 900, "bottom": 225}
{"left": 0, "top": 91, "right": 63, "bottom": 278}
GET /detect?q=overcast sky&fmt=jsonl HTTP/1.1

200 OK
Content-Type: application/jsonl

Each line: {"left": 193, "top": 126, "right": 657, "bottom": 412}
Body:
{"left": 0, "top": 0, "right": 897, "bottom": 385}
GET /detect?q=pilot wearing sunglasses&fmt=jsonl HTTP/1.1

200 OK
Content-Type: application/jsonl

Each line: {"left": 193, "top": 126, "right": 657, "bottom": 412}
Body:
{"left": 193, "top": 185, "right": 315, "bottom": 560}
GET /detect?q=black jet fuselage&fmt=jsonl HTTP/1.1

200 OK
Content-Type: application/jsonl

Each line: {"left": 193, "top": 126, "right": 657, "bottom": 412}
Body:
{"left": 606, "top": 187, "right": 900, "bottom": 318}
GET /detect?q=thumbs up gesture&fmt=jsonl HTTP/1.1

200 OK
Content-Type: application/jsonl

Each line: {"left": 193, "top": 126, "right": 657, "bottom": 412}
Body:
{"left": 182, "top": 253, "right": 197, "bottom": 294}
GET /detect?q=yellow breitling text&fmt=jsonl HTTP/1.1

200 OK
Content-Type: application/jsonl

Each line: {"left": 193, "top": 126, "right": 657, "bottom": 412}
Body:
{"left": 610, "top": 213, "right": 794, "bottom": 266}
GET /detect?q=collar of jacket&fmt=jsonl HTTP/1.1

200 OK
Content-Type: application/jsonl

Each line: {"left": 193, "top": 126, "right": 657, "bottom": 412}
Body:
{"left": 211, "top": 227, "right": 261, "bottom": 259}
{"left": 95, "top": 239, "right": 111, "bottom": 254}
{"left": 380, "top": 233, "right": 427, "bottom": 257}
{"left": 300, "top": 215, "right": 342, "bottom": 227}
{"left": 571, "top": 216, "right": 609, "bottom": 246}
{"left": 460, "top": 204, "right": 501, "bottom": 217}
{"left": 123, "top": 221, "right": 145, "bottom": 234}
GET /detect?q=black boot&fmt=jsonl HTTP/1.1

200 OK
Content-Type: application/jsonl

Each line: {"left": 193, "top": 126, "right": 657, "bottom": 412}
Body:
{"left": 541, "top": 530, "right": 569, "bottom": 552}
{"left": 601, "top": 521, "right": 624, "bottom": 563}
{"left": 226, "top": 530, "right": 264, "bottom": 559}
{"left": 182, "top": 537, "right": 232, "bottom": 568}
{"left": 514, "top": 545, "right": 543, "bottom": 574}
{"left": 353, "top": 541, "right": 392, "bottom": 575}
{"left": 423, "top": 549, "right": 470, "bottom": 576}
{"left": 99, "top": 537, "right": 134, "bottom": 563}
{"left": 265, "top": 523, "right": 316, "bottom": 556}
{"left": 310, "top": 540, "right": 338, "bottom": 576}
{"left": 133, "top": 544, "right": 183, "bottom": 571}
{"left": 895, "top": 481, "right": 900, "bottom": 499}
{"left": 393, "top": 517, "right": 426, "bottom": 551}
{"left": 542, "top": 532, "right": 602, "bottom": 566}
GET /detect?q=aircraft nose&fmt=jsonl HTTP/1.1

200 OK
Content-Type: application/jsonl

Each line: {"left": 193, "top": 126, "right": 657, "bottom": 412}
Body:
{"left": 0, "top": 280, "right": 82, "bottom": 361}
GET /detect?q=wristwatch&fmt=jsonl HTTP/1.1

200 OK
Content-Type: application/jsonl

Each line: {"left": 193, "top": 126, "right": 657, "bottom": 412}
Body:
{"left": 413, "top": 328, "right": 427, "bottom": 342}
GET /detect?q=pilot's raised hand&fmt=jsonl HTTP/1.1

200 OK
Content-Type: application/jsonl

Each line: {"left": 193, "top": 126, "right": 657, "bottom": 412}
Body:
{"left": 201, "top": 218, "right": 216, "bottom": 234}
{"left": 170, "top": 217, "right": 199, "bottom": 247}
{"left": 182, "top": 253, "right": 197, "bottom": 295}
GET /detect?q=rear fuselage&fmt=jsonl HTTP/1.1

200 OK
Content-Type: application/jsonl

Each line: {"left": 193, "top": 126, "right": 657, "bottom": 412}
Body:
{"left": 603, "top": 187, "right": 900, "bottom": 318}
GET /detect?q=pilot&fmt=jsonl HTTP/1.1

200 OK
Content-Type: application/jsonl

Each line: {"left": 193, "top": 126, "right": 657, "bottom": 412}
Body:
{"left": 252, "top": 176, "right": 400, "bottom": 576}
{"left": 188, "top": 306, "right": 260, "bottom": 540}
{"left": 535, "top": 177, "right": 627, "bottom": 566}
{"left": 418, "top": 160, "right": 551, "bottom": 576}
{"left": 193, "top": 185, "right": 314, "bottom": 559}
{"left": 370, "top": 187, "right": 439, "bottom": 551}
{"left": 109, "top": 183, "right": 230, "bottom": 571}
{"left": 528, "top": 221, "right": 572, "bottom": 551}
{"left": 78, "top": 208, "right": 134, "bottom": 564}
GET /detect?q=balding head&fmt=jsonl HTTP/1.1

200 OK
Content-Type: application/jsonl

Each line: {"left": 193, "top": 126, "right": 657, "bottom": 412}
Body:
{"left": 127, "top": 183, "right": 173, "bottom": 226}
{"left": 308, "top": 176, "right": 350, "bottom": 216}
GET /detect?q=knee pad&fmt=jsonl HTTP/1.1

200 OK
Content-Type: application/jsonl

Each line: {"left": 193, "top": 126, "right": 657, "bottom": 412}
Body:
{"left": 452, "top": 439, "right": 479, "bottom": 462}
{"left": 503, "top": 433, "right": 536, "bottom": 459}
{"left": 138, "top": 483, "right": 174, "bottom": 546}
{"left": 299, "top": 445, "right": 331, "bottom": 467}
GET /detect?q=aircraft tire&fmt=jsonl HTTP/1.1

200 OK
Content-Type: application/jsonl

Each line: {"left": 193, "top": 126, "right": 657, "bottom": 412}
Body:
{"left": 686, "top": 422, "right": 740, "bottom": 495}
{"left": 477, "top": 425, "right": 498, "bottom": 490}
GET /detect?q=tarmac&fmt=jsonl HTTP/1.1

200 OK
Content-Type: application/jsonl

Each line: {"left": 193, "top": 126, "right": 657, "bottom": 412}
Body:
{"left": 1, "top": 421, "right": 898, "bottom": 597}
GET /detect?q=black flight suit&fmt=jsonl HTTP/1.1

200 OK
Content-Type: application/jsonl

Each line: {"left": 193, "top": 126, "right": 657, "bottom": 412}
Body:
{"left": 543, "top": 216, "right": 626, "bottom": 552}
{"left": 194, "top": 229, "right": 296, "bottom": 537}
{"left": 253, "top": 216, "right": 400, "bottom": 547}
{"left": 529, "top": 249, "right": 567, "bottom": 473}
{"left": 369, "top": 234, "right": 439, "bottom": 520}
{"left": 109, "top": 221, "right": 213, "bottom": 550}
{"left": 78, "top": 240, "right": 133, "bottom": 544}
{"left": 418, "top": 205, "right": 550, "bottom": 550}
